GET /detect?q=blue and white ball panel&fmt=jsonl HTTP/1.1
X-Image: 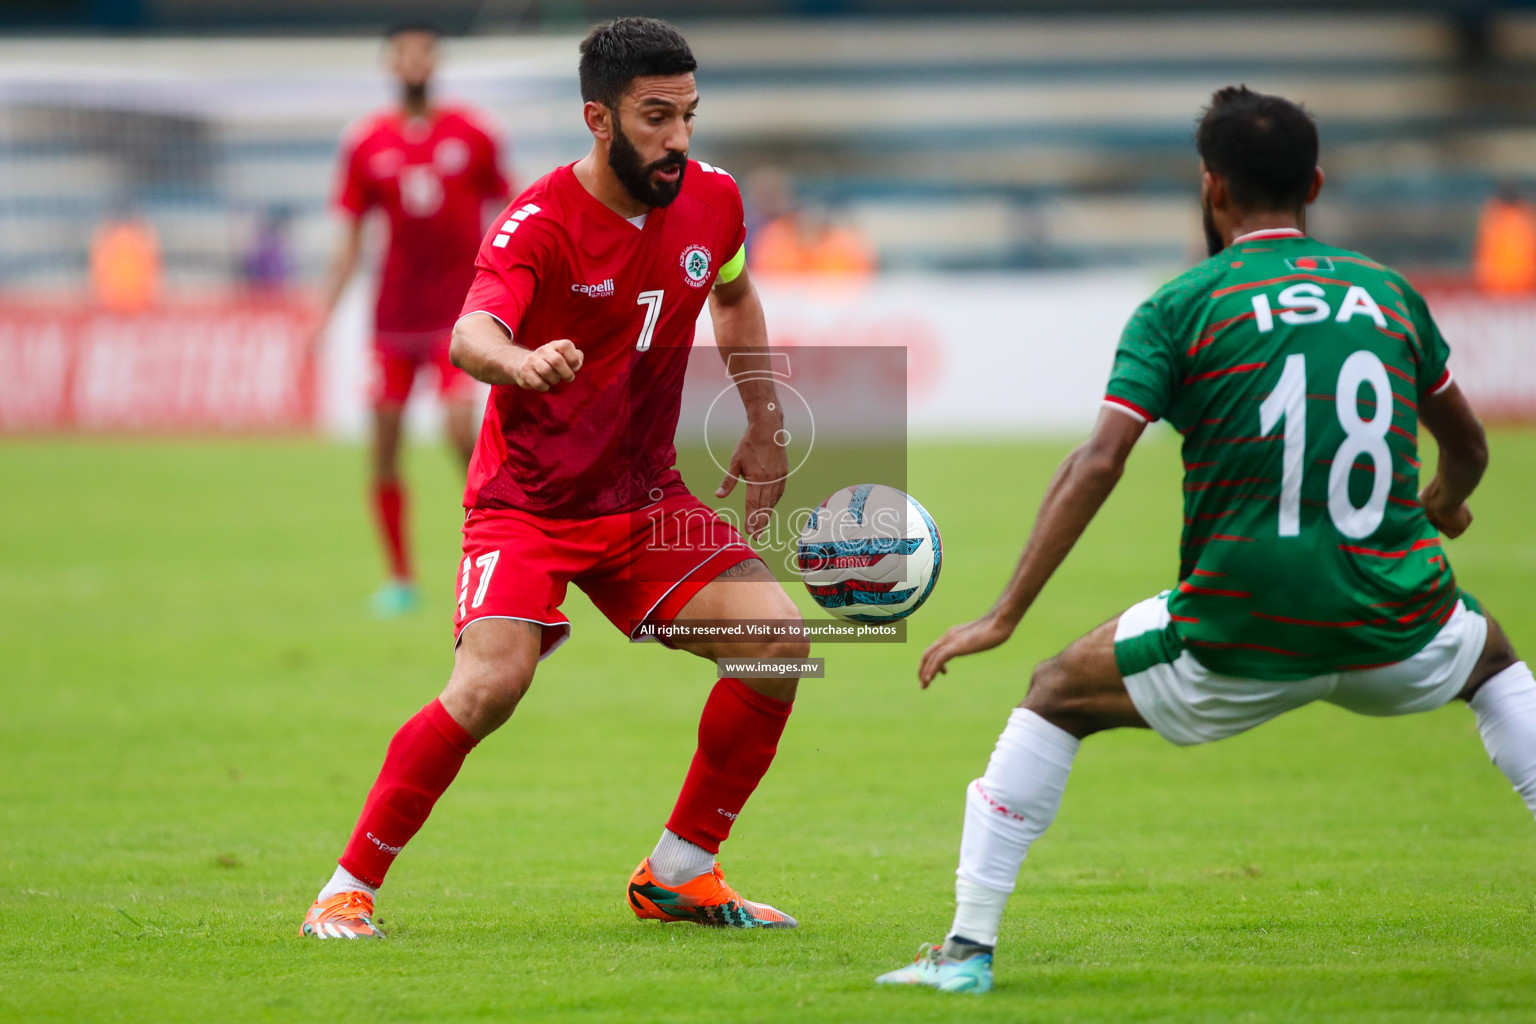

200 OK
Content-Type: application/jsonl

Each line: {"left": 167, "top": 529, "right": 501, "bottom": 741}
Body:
{"left": 797, "top": 483, "right": 942, "bottom": 622}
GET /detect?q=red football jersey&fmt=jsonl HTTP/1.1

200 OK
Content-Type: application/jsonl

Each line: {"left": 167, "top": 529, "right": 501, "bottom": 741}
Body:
{"left": 335, "top": 105, "right": 510, "bottom": 334}
{"left": 459, "top": 160, "right": 747, "bottom": 517}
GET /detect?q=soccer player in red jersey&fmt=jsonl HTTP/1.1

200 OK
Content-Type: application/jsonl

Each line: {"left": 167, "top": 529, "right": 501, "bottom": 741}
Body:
{"left": 303, "top": 18, "right": 808, "bottom": 939}
{"left": 312, "top": 22, "right": 511, "bottom": 617}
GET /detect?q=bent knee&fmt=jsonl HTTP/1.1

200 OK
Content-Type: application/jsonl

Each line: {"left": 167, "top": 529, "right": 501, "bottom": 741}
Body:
{"left": 1021, "top": 657, "right": 1104, "bottom": 726}
{"left": 1022, "top": 658, "right": 1069, "bottom": 715}
{"left": 764, "top": 635, "right": 811, "bottom": 661}
{"left": 1462, "top": 623, "right": 1522, "bottom": 702}
{"left": 745, "top": 600, "right": 809, "bottom": 660}
{"left": 764, "top": 593, "right": 804, "bottom": 628}
{"left": 724, "top": 636, "right": 810, "bottom": 662}
{"left": 443, "top": 655, "right": 535, "bottom": 738}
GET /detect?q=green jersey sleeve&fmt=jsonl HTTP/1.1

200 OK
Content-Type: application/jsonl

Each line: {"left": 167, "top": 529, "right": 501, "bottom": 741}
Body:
{"left": 1405, "top": 286, "right": 1454, "bottom": 396}
{"left": 1104, "top": 297, "right": 1180, "bottom": 422}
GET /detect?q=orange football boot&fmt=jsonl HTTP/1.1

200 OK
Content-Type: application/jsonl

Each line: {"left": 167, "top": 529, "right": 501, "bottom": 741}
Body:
{"left": 626, "top": 858, "right": 797, "bottom": 928}
{"left": 301, "top": 890, "right": 383, "bottom": 939}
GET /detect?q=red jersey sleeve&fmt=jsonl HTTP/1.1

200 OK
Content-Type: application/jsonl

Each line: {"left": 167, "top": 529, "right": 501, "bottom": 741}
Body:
{"left": 688, "top": 160, "right": 748, "bottom": 281}
{"left": 459, "top": 203, "right": 554, "bottom": 335}
{"left": 726, "top": 173, "right": 747, "bottom": 256}
{"left": 333, "top": 125, "right": 374, "bottom": 218}
{"left": 700, "top": 163, "right": 747, "bottom": 257}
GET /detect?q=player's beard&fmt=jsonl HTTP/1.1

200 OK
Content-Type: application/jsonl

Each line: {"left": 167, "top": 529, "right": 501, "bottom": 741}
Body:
{"left": 608, "top": 116, "right": 687, "bottom": 209}
{"left": 402, "top": 81, "right": 429, "bottom": 110}
{"left": 1202, "top": 195, "right": 1225, "bottom": 257}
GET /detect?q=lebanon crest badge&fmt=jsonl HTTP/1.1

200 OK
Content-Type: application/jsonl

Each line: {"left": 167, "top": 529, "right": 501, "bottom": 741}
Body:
{"left": 680, "top": 244, "right": 713, "bottom": 288}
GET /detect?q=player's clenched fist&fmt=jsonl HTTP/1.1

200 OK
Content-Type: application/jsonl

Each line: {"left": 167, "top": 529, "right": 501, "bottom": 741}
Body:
{"left": 510, "top": 339, "right": 583, "bottom": 391}
{"left": 1420, "top": 479, "right": 1473, "bottom": 539}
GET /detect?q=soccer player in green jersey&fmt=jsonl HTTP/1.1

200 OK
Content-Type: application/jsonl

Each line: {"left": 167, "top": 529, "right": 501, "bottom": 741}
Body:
{"left": 877, "top": 86, "right": 1536, "bottom": 995}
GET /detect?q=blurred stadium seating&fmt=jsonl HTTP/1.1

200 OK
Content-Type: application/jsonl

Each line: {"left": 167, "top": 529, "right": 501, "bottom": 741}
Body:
{"left": 7, "top": 9, "right": 1536, "bottom": 289}
{"left": 7, "top": 4, "right": 1536, "bottom": 434}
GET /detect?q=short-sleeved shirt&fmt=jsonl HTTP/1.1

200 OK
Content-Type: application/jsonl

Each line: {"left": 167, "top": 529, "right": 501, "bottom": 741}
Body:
{"left": 458, "top": 160, "right": 748, "bottom": 518}
{"left": 1104, "top": 228, "right": 1459, "bottom": 680}
{"left": 334, "top": 105, "right": 509, "bottom": 334}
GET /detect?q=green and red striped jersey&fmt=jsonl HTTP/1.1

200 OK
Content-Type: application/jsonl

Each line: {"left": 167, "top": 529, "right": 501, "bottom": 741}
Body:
{"left": 1105, "top": 228, "right": 1458, "bottom": 680}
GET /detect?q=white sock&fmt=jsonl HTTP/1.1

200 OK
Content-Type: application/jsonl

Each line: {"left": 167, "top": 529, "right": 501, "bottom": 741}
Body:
{"left": 1471, "top": 661, "right": 1536, "bottom": 816}
{"left": 648, "top": 828, "right": 715, "bottom": 886}
{"left": 950, "top": 877, "right": 1010, "bottom": 949}
{"left": 949, "top": 707, "right": 1081, "bottom": 947}
{"left": 317, "top": 864, "right": 377, "bottom": 902}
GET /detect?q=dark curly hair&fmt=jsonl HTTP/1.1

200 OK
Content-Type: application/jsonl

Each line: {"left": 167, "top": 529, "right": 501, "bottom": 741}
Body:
{"left": 578, "top": 17, "right": 697, "bottom": 110}
{"left": 1197, "top": 86, "right": 1318, "bottom": 212}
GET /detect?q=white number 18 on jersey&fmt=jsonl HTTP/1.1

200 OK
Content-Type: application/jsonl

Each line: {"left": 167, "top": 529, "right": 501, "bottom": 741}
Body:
{"left": 1259, "top": 350, "right": 1395, "bottom": 540}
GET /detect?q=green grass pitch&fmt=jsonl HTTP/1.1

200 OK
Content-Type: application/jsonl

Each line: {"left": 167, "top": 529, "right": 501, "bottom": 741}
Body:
{"left": 3, "top": 431, "right": 1535, "bottom": 1023}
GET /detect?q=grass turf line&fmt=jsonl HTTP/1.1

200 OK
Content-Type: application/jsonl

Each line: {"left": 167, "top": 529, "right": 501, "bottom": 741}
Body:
{"left": 1, "top": 433, "right": 1534, "bottom": 1022}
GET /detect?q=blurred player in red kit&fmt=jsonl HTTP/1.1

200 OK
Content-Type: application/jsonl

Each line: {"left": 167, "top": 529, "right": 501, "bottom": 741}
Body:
{"left": 303, "top": 18, "right": 809, "bottom": 938}
{"left": 312, "top": 22, "right": 511, "bottom": 617}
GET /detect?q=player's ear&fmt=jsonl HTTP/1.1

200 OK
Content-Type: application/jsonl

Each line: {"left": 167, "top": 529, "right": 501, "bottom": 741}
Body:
{"left": 1305, "top": 167, "right": 1325, "bottom": 205}
{"left": 1199, "top": 163, "right": 1223, "bottom": 208}
{"left": 583, "top": 101, "right": 613, "bottom": 142}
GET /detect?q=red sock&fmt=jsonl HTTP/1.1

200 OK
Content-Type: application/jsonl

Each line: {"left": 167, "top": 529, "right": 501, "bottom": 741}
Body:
{"left": 338, "top": 699, "right": 477, "bottom": 888}
{"left": 665, "top": 678, "right": 794, "bottom": 854}
{"left": 372, "top": 479, "right": 411, "bottom": 582}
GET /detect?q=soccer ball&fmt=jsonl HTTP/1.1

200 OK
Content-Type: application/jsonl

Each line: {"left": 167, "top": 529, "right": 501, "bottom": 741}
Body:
{"left": 796, "top": 483, "right": 942, "bottom": 622}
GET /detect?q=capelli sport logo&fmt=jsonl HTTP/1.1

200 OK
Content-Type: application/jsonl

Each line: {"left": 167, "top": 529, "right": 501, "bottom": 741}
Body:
{"left": 571, "top": 278, "right": 615, "bottom": 298}
{"left": 367, "top": 832, "right": 404, "bottom": 856}
{"left": 680, "top": 245, "right": 712, "bottom": 288}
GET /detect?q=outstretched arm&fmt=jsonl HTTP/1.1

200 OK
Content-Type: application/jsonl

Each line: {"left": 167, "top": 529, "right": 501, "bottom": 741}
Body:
{"left": 918, "top": 406, "right": 1146, "bottom": 687}
{"left": 709, "top": 266, "right": 786, "bottom": 540}
{"left": 1418, "top": 380, "right": 1488, "bottom": 538}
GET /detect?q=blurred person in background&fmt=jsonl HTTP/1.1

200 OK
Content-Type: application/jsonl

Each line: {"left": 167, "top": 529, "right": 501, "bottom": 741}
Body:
{"left": 243, "top": 205, "right": 296, "bottom": 292}
{"left": 1473, "top": 180, "right": 1536, "bottom": 294}
{"left": 89, "top": 200, "right": 161, "bottom": 313}
{"left": 747, "top": 172, "right": 875, "bottom": 280}
{"left": 311, "top": 21, "right": 511, "bottom": 617}
{"left": 743, "top": 165, "right": 793, "bottom": 248}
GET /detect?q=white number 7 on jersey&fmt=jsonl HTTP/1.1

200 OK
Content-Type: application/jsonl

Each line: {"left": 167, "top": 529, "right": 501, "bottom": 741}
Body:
{"left": 635, "top": 290, "right": 664, "bottom": 352}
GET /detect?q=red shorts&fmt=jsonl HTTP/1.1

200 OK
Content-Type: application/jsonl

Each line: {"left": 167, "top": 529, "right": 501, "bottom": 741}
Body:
{"left": 371, "top": 328, "right": 476, "bottom": 407}
{"left": 453, "top": 491, "right": 760, "bottom": 659}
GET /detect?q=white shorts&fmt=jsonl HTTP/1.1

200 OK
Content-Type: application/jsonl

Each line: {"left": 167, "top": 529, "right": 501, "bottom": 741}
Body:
{"left": 1117, "top": 591, "right": 1487, "bottom": 747}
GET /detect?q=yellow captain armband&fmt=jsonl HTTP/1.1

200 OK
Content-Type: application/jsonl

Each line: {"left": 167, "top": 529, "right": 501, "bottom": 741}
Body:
{"left": 715, "top": 243, "right": 746, "bottom": 286}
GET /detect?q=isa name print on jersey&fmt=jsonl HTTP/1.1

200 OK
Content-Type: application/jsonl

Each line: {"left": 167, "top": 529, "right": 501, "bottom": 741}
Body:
{"left": 797, "top": 484, "right": 942, "bottom": 622}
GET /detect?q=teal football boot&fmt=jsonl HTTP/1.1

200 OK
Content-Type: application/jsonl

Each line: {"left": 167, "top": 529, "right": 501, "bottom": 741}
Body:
{"left": 876, "top": 941, "right": 994, "bottom": 993}
{"left": 369, "top": 581, "right": 419, "bottom": 618}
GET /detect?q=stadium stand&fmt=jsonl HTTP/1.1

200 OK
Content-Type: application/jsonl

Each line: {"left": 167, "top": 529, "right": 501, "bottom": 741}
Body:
{"left": 3, "top": 12, "right": 1536, "bottom": 291}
